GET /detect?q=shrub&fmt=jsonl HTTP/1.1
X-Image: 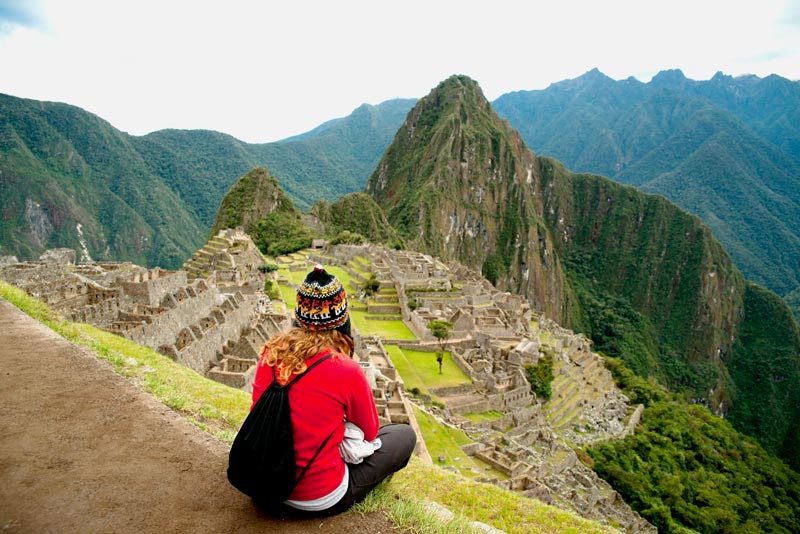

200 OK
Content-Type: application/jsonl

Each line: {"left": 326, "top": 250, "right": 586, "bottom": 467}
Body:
{"left": 257, "top": 263, "right": 279, "bottom": 273}
{"left": 524, "top": 352, "right": 554, "bottom": 400}
{"left": 364, "top": 272, "right": 381, "bottom": 296}
{"left": 330, "top": 230, "right": 366, "bottom": 245}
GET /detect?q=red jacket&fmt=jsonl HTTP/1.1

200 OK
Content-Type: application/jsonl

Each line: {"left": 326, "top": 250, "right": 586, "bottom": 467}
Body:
{"left": 250, "top": 348, "right": 379, "bottom": 501}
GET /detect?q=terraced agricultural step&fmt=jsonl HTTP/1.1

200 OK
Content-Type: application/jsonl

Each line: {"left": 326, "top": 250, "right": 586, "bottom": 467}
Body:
{"left": 594, "top": 375, "right": 613, "bottom": 393}
{"left": 546, "top": 381, "right": 579, "bottom": 413}
{"left": 207, "top": 368, "right": 247, "bottom": 389}
{"left": 546, "top": 387, "right": 583, "bottom": 422}
{"left": 572, "top": 349, "right": 593, "bottom": 366}
{"left": 203, "top": 243, "right": 225, "bottom": 253}
{"left": 549, "top": 374, "right": 572, "bottom": 399}
{"left": 581, "top": 358, "right": 600, "bottom": 376}
{"left": 554, "top": 403, "right": 585, "bottom": 430}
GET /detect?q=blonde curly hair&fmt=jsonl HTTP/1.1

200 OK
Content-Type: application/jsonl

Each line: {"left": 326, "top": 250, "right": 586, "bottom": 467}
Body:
{"left": 260, "top": 327, "right": 354, "bottom": 383}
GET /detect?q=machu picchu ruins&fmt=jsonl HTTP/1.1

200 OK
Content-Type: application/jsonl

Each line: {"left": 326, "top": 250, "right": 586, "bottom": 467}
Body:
{"left": 0, "top": 232, "right": 654, "bottom": 533}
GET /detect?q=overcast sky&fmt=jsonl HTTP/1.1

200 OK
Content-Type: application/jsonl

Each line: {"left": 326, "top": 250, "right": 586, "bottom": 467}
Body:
{"left": 1, "top": 0, "right": 798, "bottom": 143}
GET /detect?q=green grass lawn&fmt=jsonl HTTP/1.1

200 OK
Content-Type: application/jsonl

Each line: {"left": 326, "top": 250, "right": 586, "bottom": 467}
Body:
{"left": 412, "top": 406, "right": 505, "bottom": 480}
{"left": 349, "top": 256, "right": 372, "bottom": 274}
{"left": 386, "top": 346, "right": 471, "bottom": 393}
{"left": 462, "top": 410, "right": 504, "bottom": 423}
{"left": 277, "top": 278, "right": 297, "bottom": 307}
{"left": 357, "top": 316, "right": 416, "bottom": 340}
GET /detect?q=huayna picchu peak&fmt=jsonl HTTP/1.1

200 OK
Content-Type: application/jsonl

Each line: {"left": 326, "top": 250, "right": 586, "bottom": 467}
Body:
{"left": 366, "top": 75, "right": 568, "bottom": 323}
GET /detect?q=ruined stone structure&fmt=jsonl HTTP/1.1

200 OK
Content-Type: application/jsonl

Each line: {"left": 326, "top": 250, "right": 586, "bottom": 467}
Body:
{"left": 0, "top": 232, "right": 283, "bottom": 390}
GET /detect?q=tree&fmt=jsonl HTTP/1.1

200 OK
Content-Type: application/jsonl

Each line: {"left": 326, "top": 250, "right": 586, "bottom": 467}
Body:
{"left": 524, "top": 351, "right": 554, "bottom": 400}
{"left": 427, "top": 320, "right": 453, "bottom": 374}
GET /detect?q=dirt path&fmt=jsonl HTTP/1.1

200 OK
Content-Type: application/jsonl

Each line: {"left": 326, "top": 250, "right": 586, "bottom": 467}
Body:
{"left": 0, "top": 298, "right": 401, "bottom": 534}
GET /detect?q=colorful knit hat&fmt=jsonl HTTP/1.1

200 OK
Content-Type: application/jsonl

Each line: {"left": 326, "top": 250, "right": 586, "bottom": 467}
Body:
{"left": 295, "top": 265, "right": 350, "bottom": 334}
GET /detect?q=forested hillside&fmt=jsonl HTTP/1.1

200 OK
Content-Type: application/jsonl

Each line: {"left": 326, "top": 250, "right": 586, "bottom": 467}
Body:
{"left": 0, "top": 93, "right": 413, "bottom": 267}
{"left": 589, "top": 360, "right": 800, "bottom": 534}
{"left": 493, "top": 69, "right": 800, "bottom": 299}
{"left": 0, "top": 94, "right": 205, "bottom": 268}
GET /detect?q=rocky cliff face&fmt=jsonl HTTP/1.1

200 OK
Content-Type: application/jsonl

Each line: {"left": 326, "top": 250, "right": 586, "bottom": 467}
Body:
{"left": 366, "top": 76, "right": 567, "bottom": 322}
{"left": 538, "top": 158, "right": 744, "bottom": 406}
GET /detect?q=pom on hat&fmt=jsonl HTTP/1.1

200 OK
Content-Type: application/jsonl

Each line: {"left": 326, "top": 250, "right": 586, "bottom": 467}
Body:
{"left": 295, "top": 265, "right": 350, "bottom": 332}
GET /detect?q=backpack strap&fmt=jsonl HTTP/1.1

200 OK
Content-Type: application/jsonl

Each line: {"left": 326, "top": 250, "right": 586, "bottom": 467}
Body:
{"left": 270, "top": 352, "right": 333, "bottom": 388}
{"left": 294, "top": 428, "right": 336, "bottom": 486}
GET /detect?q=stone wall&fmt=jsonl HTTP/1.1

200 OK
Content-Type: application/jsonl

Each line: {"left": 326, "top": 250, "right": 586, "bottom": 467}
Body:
{"left": 118, "top": 270, "right": 187, "bottom": 307}
{"left": 168, "top": 293, "right": 257, "bottom": 374}
{"left": 121, "top": 280, "right": 216, "bottom": 349}
{"left": 0, "top": 262, "right": 70, "bottom": 289}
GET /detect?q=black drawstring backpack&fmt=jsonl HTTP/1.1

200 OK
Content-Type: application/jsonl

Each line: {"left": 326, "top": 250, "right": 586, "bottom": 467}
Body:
{"left": 227, "top": 354, "right": 334, "bottom": 503}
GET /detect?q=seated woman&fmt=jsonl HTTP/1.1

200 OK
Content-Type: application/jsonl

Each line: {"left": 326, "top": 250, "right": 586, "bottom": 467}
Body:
{"left": 250, "top": 265, "right": 416, "bottom": 516}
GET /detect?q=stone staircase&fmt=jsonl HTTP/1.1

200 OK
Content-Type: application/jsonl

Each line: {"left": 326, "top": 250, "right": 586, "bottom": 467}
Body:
{"left": 183, "top": 234, "right": 235, "bottom": 279}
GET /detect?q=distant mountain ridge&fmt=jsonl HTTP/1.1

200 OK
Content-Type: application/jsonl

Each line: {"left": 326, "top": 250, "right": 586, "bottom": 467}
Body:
{"left": 5, "top": 71, "right": 799, "bottom": 303}
{"left": 493, "top": 69, "right": 800, "bottom": 298}
{"left": 0, "top": 93, "right": 414, "bottom": 267}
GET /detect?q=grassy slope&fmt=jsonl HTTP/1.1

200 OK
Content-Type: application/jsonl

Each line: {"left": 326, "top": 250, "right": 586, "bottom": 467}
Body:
{"left": 0, "top": 281, "right": 618, "bottom": 534}
{"left": 387, "top": 346, "right": 469, "bottom": 393}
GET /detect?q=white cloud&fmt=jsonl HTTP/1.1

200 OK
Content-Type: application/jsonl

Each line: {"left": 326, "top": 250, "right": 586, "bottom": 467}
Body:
{"left": 1, "top": 0, "right": 797, "bottom": 143}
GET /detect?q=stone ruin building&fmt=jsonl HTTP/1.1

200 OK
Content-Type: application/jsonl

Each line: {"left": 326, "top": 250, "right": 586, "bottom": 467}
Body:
{"left": 0, "top": 230, "right": 287, "bottom": 390}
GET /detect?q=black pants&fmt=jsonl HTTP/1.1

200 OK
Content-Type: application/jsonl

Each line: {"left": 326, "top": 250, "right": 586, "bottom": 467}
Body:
{"left": 259, "top": 423, "right": 417, "bottom": 518}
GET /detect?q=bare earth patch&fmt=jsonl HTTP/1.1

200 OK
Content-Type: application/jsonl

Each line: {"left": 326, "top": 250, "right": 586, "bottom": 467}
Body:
{"left": 0, "top": 298, "right": 402, "bottom": 534}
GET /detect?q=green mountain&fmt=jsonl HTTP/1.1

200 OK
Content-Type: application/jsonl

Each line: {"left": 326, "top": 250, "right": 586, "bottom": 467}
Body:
{"left": 366, "top": 75, "right": 800, "bottom": 474}
{"left": 1, "top": 93, "right": 415, "bottom": 267}
{"left": 209, "top": 167, "right": 313, "bottom": 257}
{"left": 493, "top": 69, "right": 800, "bottom": 299}
{"left": 588, "top": 365, "right": 800, "bottom": 533}
{"left": 366, "top": 76, "right": 568, "bottom": 321}
{"left": 0, "top": 93, "right": 205, "bottom": 268}
{"left": 134, "top": 98, "right": 415, "bottom": 217}
{"left": 210, "top": 171, "right": 401, "bottom": 255}
{"left": 309, "top": 192, "right": 402, "bottom": 247}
